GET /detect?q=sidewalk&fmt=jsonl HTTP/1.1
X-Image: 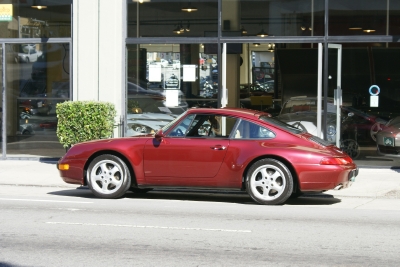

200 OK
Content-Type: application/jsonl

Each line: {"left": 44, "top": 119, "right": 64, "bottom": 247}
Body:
{"left": 0, "top": 160, "right": 399, "bottom": 198}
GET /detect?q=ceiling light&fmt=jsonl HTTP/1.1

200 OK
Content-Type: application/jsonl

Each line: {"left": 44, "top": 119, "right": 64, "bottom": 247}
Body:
{"left": 268, "top": 43, "right": 275, "bottom": 51}
{"left": 186, "top": 21, "right": 190, "bottom": 32}
{"left": 181, "top": 2, "right": 197, "bottom": 12}
{"left": 257, "top": 29, "right": 268, "bottom": 37}
{"left": 256, "top": 24, "right": 268, "bottom": 37}
{"left": 363, "top": 28, "right": 375, "bottom": 33}
{"left": 253, "top": 43, "right": 260, "bottom": 47}
{"left": 173, "top": 25, "right": 182, "bottom": 34}
{"left": 241, "top": 25, "right": 247, "bottom": 34}
{"left": 349, "top": 25, "right": 362, "bottom": 30}
{"left": 31, "top": 0, "right": 47, "bottom": 9}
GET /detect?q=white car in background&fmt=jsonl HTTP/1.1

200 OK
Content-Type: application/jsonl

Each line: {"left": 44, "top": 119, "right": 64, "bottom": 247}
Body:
{"left": 126, "top": 112, "right": 178, "bottom": 136}
{"left": 18, "top": 45, "right": 42, "bottom": 63}
{"left": 150, "top": 59, "right": 169, "bottom": 68}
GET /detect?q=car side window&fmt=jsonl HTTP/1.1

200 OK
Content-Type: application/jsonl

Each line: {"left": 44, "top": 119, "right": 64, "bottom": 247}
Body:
{"left": 180, "top": 114, "right": 238, "bottom": 138}
{"left": 167, "top": 114, "right": 195, "bottom": 137}
{"left": 234, "top": 120, "right": 276, "bottom": 139}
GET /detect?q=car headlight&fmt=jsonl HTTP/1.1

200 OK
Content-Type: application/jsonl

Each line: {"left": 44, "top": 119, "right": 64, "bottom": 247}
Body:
{"left": 131, "top": 124, "right": 151, "bottom": 133}
{"left": 327, "top": 124, "right": 336, "bottom": 136}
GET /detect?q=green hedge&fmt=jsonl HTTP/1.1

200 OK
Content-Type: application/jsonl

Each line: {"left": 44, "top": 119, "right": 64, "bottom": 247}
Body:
{"left": 56, "top": 101, "right": 117, "bottom": 148}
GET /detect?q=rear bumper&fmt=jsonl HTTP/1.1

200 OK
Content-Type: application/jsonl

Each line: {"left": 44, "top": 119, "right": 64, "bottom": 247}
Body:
{"left": 298, "top": 164, "right": 358, "bottom": 191}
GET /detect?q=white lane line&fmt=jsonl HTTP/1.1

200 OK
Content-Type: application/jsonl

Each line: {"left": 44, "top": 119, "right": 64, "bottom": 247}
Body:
{"left": 0, "top": 198, "right": 93, "bottom": 204}
{"left": 46, "top": 222, "right": 251, "bottom": 233}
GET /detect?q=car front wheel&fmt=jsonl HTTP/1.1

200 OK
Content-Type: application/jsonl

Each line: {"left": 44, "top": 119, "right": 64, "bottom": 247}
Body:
{"left": 87, "top": 154, "right": 131, "bottom": 199}
{"left": 246, "top": 158, "right": 293, "bottom": 205}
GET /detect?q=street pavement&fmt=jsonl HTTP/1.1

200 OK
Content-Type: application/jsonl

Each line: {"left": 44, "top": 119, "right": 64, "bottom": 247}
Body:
{"left": 0, "top": 159, "right": 399, "bottom": 199}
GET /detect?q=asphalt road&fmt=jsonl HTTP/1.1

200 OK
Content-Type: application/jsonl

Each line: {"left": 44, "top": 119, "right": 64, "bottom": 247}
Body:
{"left": 1, "top": 185, "right": 400, "bottom": 267}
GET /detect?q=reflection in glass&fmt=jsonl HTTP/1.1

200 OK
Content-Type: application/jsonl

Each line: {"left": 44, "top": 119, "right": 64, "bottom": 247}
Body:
{"left": 223, "top": 0, "right": 325, "bottom": 37}
{"left": 127, "top": 0, "right": 218, "bottom": 38}
{"left": 5, "top": 43, "right": 70, "bottom": 158}
{"left": 329, "top": 0, "right": 400, "bottom": 36}
{"left": 126, "top": 44, "right": 220, "bottom": 136}
{"left": 0, "top": 1, "right": 71, "bottom": 38}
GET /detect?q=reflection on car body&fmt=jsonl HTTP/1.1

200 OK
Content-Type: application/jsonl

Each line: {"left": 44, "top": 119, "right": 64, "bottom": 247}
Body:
{"left": 58, "top": 107, "right": 358, "bottom": 205}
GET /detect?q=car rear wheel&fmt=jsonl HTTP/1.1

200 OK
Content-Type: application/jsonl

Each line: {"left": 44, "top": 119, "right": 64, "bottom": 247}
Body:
{"left": 87, "top": 154, "right": 131, "bottom": 199}
{"left": 246, "top": 158, "right": 293, "bottom": 205}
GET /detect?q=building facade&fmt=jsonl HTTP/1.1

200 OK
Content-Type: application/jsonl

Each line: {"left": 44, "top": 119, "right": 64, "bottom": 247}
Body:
{"left": 1, "top": 0, "right": 400, "bottom": 167}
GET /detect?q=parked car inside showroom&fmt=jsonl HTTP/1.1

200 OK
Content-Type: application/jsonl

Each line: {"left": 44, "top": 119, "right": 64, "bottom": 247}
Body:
{"left": 376, "top": 116, "right": 400, "bottom": 157}
{"left": 276, "top": 96, "right": 387, "bottom": 145}
{"left": 19, "top": 79, "right": 52, "bottom": 115}
{"left": 57, "top": 107, "right": 358, "bottom": 205}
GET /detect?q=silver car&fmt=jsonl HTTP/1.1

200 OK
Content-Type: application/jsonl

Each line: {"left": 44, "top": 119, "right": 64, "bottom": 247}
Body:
{"left": 276, "top": 96, "right": 338, "bottom": 143}
{"left": 376, "top": 116, "right": 400, "bottom": 157}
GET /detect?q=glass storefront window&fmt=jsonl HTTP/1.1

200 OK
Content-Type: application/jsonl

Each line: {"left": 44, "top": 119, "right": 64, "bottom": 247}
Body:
{"left": 329, "top": 0, "right": 400, "bottom": 36}
{"left": 127, "top": 0, "right": 218, "bottom": 38}
{"left": 0, "top": 1, "right": 71, "bottom": 38}
{"left": 126, "top": 43, "right": 219, "bottom": 136}
{"left": 123, "top": 41, "right": 400, "bottom": 166}
{"left": 5, "top": 43, "right": 70, "bottom": 158}
{"left": 222, "top": 0, "right": 325, "bottom": 37}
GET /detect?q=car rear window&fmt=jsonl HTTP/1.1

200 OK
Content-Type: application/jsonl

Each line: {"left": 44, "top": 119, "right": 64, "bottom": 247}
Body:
{"left": 259, "top": 116, "right": 304, "bottom": 134}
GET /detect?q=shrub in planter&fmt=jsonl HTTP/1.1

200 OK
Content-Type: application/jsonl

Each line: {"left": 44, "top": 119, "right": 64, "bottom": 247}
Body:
{"left": 56, "top": 101, "right": 117, "bottom": 149}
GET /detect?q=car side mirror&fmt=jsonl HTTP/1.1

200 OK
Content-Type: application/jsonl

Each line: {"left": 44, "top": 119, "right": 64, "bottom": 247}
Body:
{"left": 155, "top": 129, "right": 165, "bottom": 140}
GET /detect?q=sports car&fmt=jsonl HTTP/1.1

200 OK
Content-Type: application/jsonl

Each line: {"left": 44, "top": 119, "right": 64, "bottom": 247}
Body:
{"left": 57, "top": 108, "right": 358, "bottom": 205}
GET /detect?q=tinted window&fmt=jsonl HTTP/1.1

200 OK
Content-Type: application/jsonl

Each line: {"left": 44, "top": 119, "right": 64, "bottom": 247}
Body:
{"left": 234, "top": 120, "right": 276, "bottom": 139}
{"left": 260, "top": 116, "right": 304, "bottom": 134}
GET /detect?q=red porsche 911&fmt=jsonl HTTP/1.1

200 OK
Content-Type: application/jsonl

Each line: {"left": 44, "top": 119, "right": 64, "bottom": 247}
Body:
{"left": 57, "top": 108, "right": 358, "bottom": 205}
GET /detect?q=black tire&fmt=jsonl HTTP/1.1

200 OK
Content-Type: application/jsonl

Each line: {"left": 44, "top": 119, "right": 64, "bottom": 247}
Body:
{"left": 131, "top": 188, "right": 153, "bottom": 194}
{"left": 289, "top": 190, "right": 304, "bottom": 199}
{"left": 87, "top": 154, "right": 131, "bottom": 199}
{"left": 340, "top": 139, "right": 360, "bottom": 159}
{"left": 246, "top": 158, "right": 293, "bottom": 205}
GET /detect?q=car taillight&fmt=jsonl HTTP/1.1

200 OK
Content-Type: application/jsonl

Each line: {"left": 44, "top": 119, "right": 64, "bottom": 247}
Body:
{"left": 320, "top": 156, "right": 353, "bottom": 165}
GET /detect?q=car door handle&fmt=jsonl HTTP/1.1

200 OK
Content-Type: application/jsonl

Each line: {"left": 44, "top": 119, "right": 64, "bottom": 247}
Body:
{"left": 210, "top": 145, "right": 226, "bottom": 150}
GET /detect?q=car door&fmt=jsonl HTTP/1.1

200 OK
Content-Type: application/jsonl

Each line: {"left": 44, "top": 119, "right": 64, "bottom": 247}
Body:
{"left": 143, "top": 114, "right": 237, "bottom": 179}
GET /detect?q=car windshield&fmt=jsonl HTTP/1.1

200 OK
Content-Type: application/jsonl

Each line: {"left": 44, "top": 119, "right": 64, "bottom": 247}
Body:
{"left": 280, "top": 98, "right": 335, "bottom": 115}
{"left": 259, "top": 116, "right": 305, "bottom": 134}
{"left": 161, "top": 110, "right": 188, "bottom": 132}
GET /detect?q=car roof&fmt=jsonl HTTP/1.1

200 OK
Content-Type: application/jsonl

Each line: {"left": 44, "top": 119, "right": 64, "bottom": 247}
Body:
{"left": 186, "top": 107, "right": 269, "bottom": 120}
